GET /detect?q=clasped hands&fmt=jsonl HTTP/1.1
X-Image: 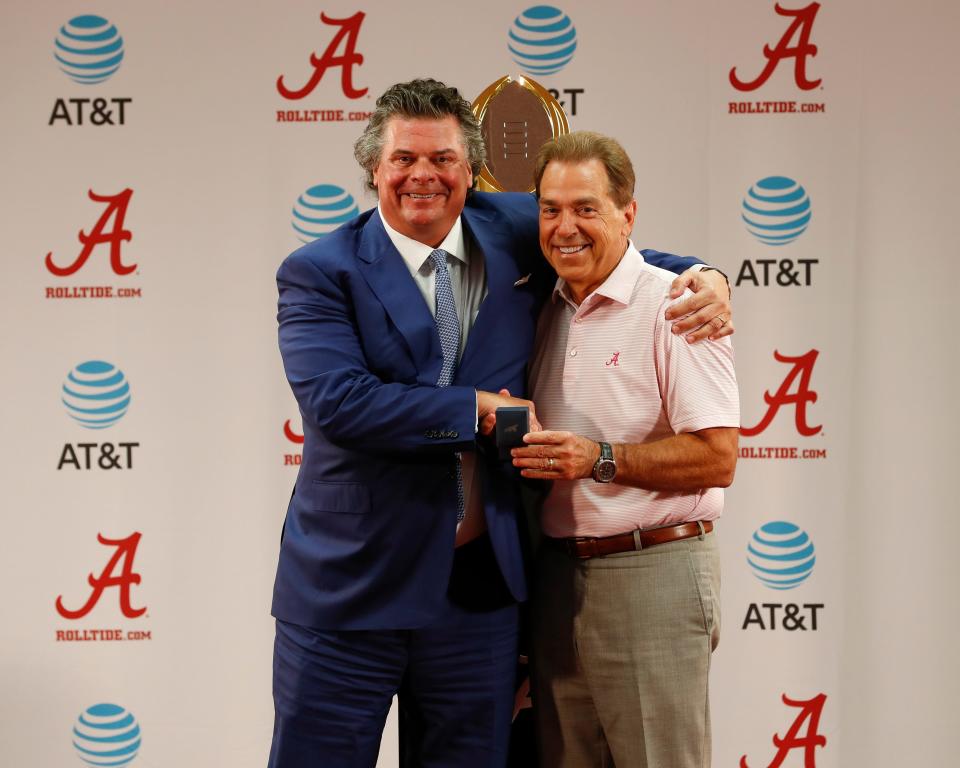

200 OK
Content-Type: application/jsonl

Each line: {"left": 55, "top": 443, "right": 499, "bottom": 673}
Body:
{"left": 478, "top": 389, "right": 596, "bottom": 480}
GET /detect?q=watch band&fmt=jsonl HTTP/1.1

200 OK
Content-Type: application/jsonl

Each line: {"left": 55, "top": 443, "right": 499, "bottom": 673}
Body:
{"left": 698, "top": 265, "right": 731, "bottom": 298}
{"left": 592, "top": 441, "right": 616, "bottom": 483}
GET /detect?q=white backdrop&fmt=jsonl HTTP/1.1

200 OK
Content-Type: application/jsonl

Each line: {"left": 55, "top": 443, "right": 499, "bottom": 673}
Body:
{"left": 1, "top": 1, "right": 957, "bottom": 766}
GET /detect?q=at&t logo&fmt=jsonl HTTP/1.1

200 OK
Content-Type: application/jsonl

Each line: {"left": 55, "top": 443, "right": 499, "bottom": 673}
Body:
{"left": 508, "top": 6, "right": 584, "bottom": 115}
{"left": 509, "top": 6, "right": 577, "bottom": 76}
{"left": 742, "top": 521, "right": 822, "bottom": 632}
{"left": 727, "top": 2, "right": 825, "bottom": 116}
{"left": 748, "top": 521, "right": 815, "bottom": 589}
{"left": 736, "top": 175, "right": 818, "bottom": 288}
{"left": 292, "top": 184, "right": 359, "bottom": 243}
{"left": 742, "top": 176, "right": 811, "bottom": 246}
{"left": 72, "top": 703, "right": 142, "bottom": 766}
{"left": 55, "top": 15, "right": 124, "bottom": 84}
{"left": 62, "top": 360, "right": 130, "bottom": 428}
{"left": 50, "top": 15, "right": 132, "bottom": 126}
{"left": 58, "top": 360, "right": 139, "bottom": 471}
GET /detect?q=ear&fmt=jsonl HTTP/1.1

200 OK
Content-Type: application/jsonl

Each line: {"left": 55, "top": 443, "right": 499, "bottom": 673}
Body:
{"left": 621, "top": 200, "right": 637, "bottom": 236}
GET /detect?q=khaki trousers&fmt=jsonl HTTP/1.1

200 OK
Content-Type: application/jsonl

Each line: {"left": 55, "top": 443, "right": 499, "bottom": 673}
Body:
{"left": 531, "top": 531, "right": 720, "bottom": 768}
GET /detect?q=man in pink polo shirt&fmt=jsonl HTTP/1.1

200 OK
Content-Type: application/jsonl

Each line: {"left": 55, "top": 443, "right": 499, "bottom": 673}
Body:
{"left": 512, "top": 131, "right": 740, "bottom": 768}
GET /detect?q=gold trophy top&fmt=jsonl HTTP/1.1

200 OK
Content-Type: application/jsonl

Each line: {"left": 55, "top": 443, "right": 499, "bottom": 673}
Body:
{"left": 472, "top": 75, "right": 569, "bottom": 194}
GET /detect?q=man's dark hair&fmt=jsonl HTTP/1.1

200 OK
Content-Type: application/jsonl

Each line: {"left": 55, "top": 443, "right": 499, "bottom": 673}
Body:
{"left": 354, "top": 78, "right": 486, "bottom": 192}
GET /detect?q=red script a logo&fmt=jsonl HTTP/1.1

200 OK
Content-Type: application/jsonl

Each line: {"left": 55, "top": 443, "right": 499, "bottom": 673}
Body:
{"left": 55, "top": 532, "right": 146, "bottom": 619}
{"left": 277, "top": 12, "right": 368, "bottom": 100}
{"left": 730, "top": 2, "right": 822, "bottom": 91}
{"left": 741, "top": 693, "right": 827, "bottom": 768}
{"left": 284, "top": 419, "right": 304, "bottom": 444}
{"left": 741, "top": 349, "right": 821, "bottom": 437}
{"left": 46, "top": 189, "right": 135, "bottom": 276}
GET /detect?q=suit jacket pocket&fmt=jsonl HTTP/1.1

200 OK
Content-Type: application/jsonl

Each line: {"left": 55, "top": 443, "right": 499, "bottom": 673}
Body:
{"left": 312, "top": 480, "right": 371, "bottom": 514}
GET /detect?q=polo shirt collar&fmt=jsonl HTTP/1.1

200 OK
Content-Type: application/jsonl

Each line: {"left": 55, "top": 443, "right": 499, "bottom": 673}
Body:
{"left": 553, "top": 241, "right": 643, "bottom": 307}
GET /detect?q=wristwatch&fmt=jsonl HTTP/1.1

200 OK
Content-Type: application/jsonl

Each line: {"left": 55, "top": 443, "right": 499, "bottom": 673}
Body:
{"left": 592, "top": 441, "right": 616, "bottom": 483}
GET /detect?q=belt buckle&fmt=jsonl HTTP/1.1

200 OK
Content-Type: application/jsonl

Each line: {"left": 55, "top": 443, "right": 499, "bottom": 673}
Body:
{"left": 571, "top": 537, "right": 598, "bottom": 559}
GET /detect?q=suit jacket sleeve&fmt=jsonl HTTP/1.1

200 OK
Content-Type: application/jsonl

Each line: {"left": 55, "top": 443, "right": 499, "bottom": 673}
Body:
{"left": 277, "top": 250, "right": 477, "bottom": 455}
{"left": 640, "top": 248, "right": 704, "bottom": 274}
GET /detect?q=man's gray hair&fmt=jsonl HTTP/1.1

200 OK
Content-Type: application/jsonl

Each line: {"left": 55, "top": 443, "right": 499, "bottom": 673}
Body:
{"left": 534, "top": 131, "right": 636, "bottom": 208}
{"left": 353, "top": 78, "right": 486, "bottom": 192}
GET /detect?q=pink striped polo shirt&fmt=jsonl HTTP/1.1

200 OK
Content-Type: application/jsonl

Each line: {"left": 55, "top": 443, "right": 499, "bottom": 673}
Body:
{"left": 528, "top": 243, "right": 740, "bottom": 538}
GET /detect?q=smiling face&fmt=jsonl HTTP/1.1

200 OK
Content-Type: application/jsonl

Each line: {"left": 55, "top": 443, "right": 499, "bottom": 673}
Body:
{"left": 538, "top": 158, "right": 637, "bottom": 304}
{"left": 372, "top": 115, "right": 474, "bottom": 247}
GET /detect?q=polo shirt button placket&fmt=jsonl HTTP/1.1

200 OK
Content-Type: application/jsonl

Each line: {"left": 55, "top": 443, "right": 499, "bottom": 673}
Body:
{"left": 565, "top": 310, "right": 584, "bottom": 382}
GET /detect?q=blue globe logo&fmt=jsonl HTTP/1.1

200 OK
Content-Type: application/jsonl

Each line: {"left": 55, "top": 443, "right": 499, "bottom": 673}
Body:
{"left": 741, "top": 176, "right": 812, "bottom": 246}
{"left": 62, "top": 361, "right": 131, "bottom": 430}
{"left": 54, "top": 15, "right": 125, "bottom": 85}
{"left": 292, "top": 184, "right": 359, "bottom": 243}
{"left": 747, "top": 521, "right": 816, "bottom": 590}
{"left": 508, "top": 6, "right": 577, "bottom": 77}
{"left": 72, "top": 703, "right": 141, "bottom": 766}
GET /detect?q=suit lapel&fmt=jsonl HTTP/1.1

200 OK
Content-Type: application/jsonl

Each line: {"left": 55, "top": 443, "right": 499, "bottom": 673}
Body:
{"left": 355, "top": 211, "right": 443, "bottom": 384}
{"left": 458, "top": 203, "right": 525, "bottom": 381}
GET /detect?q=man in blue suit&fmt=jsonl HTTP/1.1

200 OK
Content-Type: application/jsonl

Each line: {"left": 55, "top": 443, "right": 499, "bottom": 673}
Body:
{"left": 268, "top": 79, "right": 731, "bottom": 768}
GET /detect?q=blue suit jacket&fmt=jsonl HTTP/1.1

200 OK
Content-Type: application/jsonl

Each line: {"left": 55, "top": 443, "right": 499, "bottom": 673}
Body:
{"left": 272, "top": 192, "right": 699, "bottom": 630}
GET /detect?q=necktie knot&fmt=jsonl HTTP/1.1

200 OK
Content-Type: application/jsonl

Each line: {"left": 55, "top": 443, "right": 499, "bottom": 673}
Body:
{"left": 429, "top": 248, "right": 448, "bottom": 273}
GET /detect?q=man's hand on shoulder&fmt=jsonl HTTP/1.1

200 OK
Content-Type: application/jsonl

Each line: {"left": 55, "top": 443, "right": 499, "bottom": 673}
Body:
{"left": 665, "top": 267, "right": 734, "bottom": 343}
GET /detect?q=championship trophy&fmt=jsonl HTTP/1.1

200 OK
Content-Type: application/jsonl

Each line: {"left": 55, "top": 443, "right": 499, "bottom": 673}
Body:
{"left": 471, "top": 75, "right": 569, "bottom": 192}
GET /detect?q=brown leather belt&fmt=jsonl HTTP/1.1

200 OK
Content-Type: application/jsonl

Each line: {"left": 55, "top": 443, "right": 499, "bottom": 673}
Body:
{"left": 546, "top": 520, "right": 713, "bottom": 559}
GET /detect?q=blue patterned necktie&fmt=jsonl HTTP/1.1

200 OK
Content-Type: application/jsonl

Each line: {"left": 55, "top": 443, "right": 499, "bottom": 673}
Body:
{"left": 429, "top": 248, "right": 465, "bottom": 522}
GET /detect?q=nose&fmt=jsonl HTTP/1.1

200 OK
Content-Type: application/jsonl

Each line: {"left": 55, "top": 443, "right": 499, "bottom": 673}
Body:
{"left": 556, "top": 208, "right": 578, "bottom": 238}
{"left": 409, "top": 156, "right": 436, "bottom": 183}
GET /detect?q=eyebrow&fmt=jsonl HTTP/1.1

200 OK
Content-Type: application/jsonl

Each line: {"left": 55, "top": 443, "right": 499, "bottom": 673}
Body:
{"left": 389, "top": 147, "right": 458, "bottom": 156}
{"left": 539, "top": 196, "right": 601, "bottom": 207}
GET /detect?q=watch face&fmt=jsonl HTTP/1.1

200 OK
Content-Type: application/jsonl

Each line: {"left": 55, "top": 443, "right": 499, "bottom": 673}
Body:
{"left": 595, "top": 460, "right": 616, "bottom": 482}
